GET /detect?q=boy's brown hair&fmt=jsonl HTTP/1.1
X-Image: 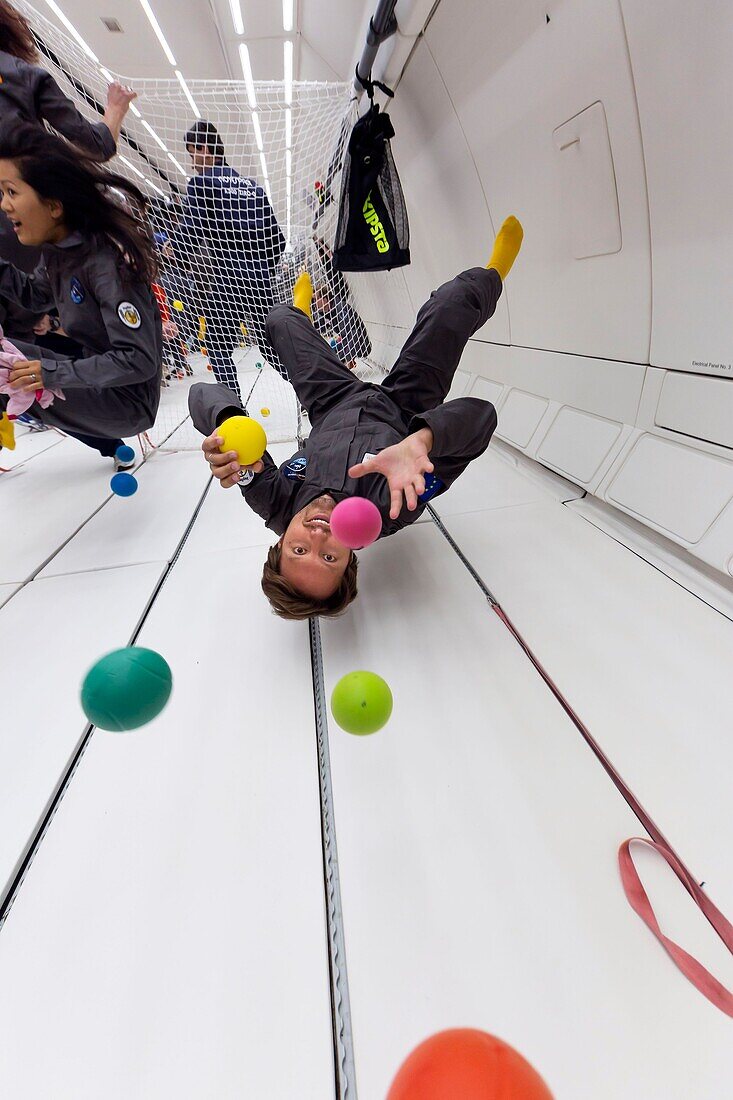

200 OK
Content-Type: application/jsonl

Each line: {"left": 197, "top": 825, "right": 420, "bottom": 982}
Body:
{"left": 261, "top": 541, "right": 358, "bottom": 620}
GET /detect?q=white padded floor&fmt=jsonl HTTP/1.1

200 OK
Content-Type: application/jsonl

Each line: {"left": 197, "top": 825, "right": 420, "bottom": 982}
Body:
{"left": 1, "top": 427, "right": 732, "bottom": 1098}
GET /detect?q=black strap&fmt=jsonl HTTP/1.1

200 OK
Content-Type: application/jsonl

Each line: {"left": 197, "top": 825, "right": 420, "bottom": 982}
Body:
{"left": 354, "top": 67, "right": 394, "bottom": 101}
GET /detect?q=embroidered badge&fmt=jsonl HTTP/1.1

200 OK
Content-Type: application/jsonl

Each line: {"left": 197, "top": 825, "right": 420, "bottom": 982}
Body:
{"left": 284, "top": 455, "right": 307, "bottom": 481}
{"left": 118, "top": 302, "right": 141, "bottom": 329}
{"left": 70, "top": 276, "right": 85, "bottom": 304}
{"left": 417, "top": 471, "right": 444, "bottom": 503}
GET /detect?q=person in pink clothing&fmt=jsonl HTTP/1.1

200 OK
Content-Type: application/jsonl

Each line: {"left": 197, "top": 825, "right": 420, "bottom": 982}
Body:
{"left": 0, "top": 321, "right": 62, "bottom": 416}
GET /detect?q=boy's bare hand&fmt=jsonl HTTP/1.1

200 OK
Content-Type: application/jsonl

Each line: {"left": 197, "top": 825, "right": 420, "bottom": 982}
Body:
{"left": 202, "top": 432, "right": 264, "bottom": 489}
{"left": 348, "top": 428, "right": 435, "bottom": 519}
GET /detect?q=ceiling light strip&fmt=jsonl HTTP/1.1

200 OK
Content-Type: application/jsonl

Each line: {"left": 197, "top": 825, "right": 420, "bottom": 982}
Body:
{"left": 141, "top": 118, "right": 168, "bottom": 152}
{"left": 282, "top": 0, "right": 293, "bottom": 33}
{"left": 119, "top": 155, "right": 166, "bottom": 198}
{"left": 251, "top": 112, "right": 263, "bottom": 152}
{"left": 229, "top": 0, "right": 244, "bottom": 36}
{"left": 283, "top": 39, "right": 293, "bottom": 105}
{"left": 137, "top": 0, "right": 176, "bottom": 66}
{"left": 42, "top": 0, "right": 99, "bottom": 63}
{"left": 146, "top": 178, "right": 167, "bottom": 198}
{"left": 175, "top": 70, "right": 201, "bottom": 118}
{"left": 118, "top": 154, "right": 145, "bottom": 179}
{"left": 167, "top": 152, "right": 187, "bottom": 176}
{"left": 239, "top": 43, "right": 257, "bottom": 109}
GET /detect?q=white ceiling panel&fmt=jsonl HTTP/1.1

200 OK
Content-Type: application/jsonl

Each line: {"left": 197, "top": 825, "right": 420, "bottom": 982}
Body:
{"left": 32, "top": 0, "right": 228, "bottom": 79}
{"left": 25, "top": 0, "right": 368, "bottom": 85}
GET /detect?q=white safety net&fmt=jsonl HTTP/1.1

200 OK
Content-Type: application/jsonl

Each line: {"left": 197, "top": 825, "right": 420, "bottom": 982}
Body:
{"left": 16, "top": 1, "right": 417, "bottom": 452}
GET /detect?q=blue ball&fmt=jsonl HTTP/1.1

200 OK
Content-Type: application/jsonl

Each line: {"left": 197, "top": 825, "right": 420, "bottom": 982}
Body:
{"left": 111, "top": 472, "right": 138, "bottom": 497}
{"left": 115, "top": 444, "right": 135, "bottom": 464}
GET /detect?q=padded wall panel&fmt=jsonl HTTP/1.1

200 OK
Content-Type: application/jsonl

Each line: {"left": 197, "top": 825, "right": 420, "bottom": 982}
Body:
{"left": 466, "top": 341, "right": 645, "bottom": 425}
{"left": 496, "top": 390, "right": 548, "bottom": 448}
{"left": 655, "top": 373, "right": 733, "bottom": 451}
{"left": 469, "top": 376, "right": 505, "bottom": 407}
{"left": 620, "top": 0, "right": 733, "bottom": 377}
{"left": 425, "top": 0, "right": 651, "bottom": 361}
{"left": 606, "top": 434, "right": 733, "bottom": 544}
{"left": 537, "top": 407, "right": 624, "bottom": 483}
{"left": 388, "top": 37, "right": 511, "bottom": 341}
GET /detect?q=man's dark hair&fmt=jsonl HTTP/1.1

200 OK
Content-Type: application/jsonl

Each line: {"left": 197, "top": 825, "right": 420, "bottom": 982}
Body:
{"left": 261, "top": 542, "right": 359, "bottom": 620}
{"left": 184, "top": 119, "right": 226, "bottom": 162}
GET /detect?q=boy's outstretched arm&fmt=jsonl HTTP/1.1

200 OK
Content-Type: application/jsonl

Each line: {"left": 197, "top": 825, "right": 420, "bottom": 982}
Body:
{"left": 349, "top": 427, "right": 435, "bottom": 519}
{"left": 410, "top": 398, "right": 498, "bottom": 490}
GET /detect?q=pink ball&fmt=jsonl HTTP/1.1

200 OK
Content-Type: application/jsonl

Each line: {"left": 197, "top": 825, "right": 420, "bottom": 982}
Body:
{"left": 330, "top": 497, "right": 382, "bottom": 549}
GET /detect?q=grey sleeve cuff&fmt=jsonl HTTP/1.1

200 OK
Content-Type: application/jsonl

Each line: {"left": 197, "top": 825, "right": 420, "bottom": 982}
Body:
{"left": 39, "top": 355, "right": 73, "bottom": 389}
{"left": 98, "top": 122, "right": 117, "bottom": 160}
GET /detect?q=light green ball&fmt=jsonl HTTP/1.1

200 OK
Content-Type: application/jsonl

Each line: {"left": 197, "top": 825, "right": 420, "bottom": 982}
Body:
{"left": 81, "top": 647, "right": 172, "bottom": 731}
{"left": 330, "top": 670, "right": 393, "bottom": 736}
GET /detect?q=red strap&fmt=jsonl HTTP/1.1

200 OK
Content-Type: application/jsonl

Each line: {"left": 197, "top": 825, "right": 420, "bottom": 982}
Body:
{"left": 618, "top": 839, "right": 733, "bottom": 1017}
{"left": 489, "top": 603, "right": 733, "bottom": 1015}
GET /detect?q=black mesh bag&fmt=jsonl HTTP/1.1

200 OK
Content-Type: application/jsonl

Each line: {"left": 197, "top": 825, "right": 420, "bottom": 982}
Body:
{"left": 333, "top": 98, "right": 410, "bottom": 272}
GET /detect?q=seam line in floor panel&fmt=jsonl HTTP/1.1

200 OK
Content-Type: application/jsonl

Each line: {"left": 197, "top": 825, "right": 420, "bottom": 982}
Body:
{"left": 0, "top": 411, "right": 190, "bottom": 611}
{"left": 0, "top": 475, "right": 213, "bottom": 932}
{"left": 309, "top": 617, "right": 357, "bottom": 1100}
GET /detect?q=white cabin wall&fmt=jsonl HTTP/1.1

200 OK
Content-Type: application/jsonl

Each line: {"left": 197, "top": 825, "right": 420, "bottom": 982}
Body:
{"left": 357, "top": 0, "right": 733, "bottom": 579}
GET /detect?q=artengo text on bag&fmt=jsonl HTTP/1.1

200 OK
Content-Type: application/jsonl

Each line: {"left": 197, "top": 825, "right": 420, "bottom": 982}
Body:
{"left": 362, "top": 194, "right": 390, "bottom": 253}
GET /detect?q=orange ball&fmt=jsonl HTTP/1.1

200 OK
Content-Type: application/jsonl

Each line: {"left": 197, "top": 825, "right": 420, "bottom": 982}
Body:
{"left": 387, "top": 1029, "right": 553, "bottom": 1100}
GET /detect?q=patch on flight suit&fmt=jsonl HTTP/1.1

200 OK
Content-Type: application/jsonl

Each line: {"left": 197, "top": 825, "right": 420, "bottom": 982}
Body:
{"left": 417, "top": 471, "right": 444, "bottom": 503}
{"left": 284, "top": 455, "right": 307, "bottom": 481}
{"left": 362, "top": 451, "right": 442, "bottom": 502}
{"left": 118, "top": 301, "right": 141, "bottom": 329}
{"left": 70, "top": 276, "right": 85, "bottom": 304}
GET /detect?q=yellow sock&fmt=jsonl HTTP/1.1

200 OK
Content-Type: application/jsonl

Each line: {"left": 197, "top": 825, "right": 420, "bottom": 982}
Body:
{"left": 0, "top": 412, "right": 16, "bottom": 451}
{"left": 293, "top": 271, "right": 313, "bottom": 319}
{"left": 487, "top": 216, "right": 524, "bottom": 281}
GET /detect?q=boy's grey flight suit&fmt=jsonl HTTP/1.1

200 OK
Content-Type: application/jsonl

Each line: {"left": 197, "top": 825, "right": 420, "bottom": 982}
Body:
{"left": 189, "top": 266, "right": 501, "bottom": 540}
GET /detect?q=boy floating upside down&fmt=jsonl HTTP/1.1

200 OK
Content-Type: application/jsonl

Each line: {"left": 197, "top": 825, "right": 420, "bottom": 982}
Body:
{"left": 191, "top": 217, "right": 523, "bottom": 621}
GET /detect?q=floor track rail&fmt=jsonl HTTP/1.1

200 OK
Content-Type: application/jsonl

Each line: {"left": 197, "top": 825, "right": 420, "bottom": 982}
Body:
{"left": 309, "top": 617, "right": 357, "bottom": 1100}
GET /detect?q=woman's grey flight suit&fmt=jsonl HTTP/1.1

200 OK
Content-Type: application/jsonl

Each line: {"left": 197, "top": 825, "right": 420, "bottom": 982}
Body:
{"left": 0, "top": 233, "right": 162, "bottom": 449}
{"left": 0, "top": 48, "right": 117, "bottom": 272}
{"left": 189, "top": 267, "right": 501, "bottom": 540}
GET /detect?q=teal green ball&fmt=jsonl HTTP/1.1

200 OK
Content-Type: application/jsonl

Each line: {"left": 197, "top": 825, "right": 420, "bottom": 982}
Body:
{"left": 81, "top": 647, "right": 173, "bottom": 731}
{"left": 330, "top": 671, "right": 393, "bottom": 735}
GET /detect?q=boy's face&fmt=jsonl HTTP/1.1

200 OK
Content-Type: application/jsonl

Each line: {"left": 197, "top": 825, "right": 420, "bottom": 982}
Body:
{"left": 279, "top": 494, "right": 351, "bottom": 599}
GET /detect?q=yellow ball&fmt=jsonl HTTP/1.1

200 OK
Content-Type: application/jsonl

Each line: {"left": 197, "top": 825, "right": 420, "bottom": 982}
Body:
{"left": 218, "top": 416, "right": 267, "bottom": 466}
{"left": 260, "top": 407, "right": 270, "bottom": 417}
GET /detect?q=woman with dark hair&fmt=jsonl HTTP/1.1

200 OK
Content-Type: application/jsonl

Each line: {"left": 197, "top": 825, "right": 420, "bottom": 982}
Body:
{"left": 0, "top": 123, "right": 162, "bottom": 464}
{"left": 0, "top": 0, "right": 136, "bottom": 270}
